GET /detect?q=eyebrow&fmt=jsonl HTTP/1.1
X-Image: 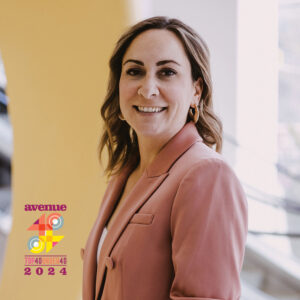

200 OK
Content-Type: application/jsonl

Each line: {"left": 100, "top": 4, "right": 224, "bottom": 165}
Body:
{"left": 122, "top": 59, "right": 181, "bottom": 66}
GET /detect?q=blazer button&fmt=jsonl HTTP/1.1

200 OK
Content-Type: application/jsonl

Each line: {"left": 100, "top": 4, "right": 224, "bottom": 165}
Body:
{"left": 104, "top": 256, "right": 114, "bottom": 270}
{"left": 80, "top": 248, "right": 85, "bottom": 260}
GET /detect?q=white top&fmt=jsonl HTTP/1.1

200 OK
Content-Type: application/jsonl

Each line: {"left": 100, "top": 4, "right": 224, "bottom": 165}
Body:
{"left": 97, "top": 226, "right": 108, "bottom": 264}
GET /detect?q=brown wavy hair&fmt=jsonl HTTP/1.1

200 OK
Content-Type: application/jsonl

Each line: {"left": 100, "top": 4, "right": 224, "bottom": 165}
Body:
{"left": 98, "top": 16, "right": 223, "bottom": 179}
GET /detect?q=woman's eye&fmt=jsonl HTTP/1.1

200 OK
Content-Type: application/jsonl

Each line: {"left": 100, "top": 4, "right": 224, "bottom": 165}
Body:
{"left": 159, "top": 69, "right": 176, "bottom": 77}
{"left": 125, "top": 68, "right": 176, "bottom": 77}
{"left": 126, "top": 68, "right": 142, "bottom": 76}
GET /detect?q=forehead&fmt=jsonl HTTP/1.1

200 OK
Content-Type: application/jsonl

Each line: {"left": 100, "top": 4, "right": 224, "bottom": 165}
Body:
{"left": 122, "top": 29, "right": 190, "bottom": 65}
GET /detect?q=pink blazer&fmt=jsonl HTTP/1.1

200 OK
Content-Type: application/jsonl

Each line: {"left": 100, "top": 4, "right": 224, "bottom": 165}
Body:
{"left": 81, "top": 121, "right": 248, "bottom": 300}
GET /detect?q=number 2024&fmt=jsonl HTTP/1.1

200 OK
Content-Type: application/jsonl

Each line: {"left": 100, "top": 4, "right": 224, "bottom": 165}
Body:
{"left": 24, "top": 267, "right": 67, "bottom": 275}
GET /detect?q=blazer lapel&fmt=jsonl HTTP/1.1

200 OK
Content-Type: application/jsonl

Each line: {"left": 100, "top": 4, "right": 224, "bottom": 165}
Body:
{"left": 83, "top": 161, "right": 135, "bottom": 300}
{"left": 93, "top": 121, "right": 203, "bottom": 299}
{"left": 95, "top": 171, "right": 169, "bottom": 298}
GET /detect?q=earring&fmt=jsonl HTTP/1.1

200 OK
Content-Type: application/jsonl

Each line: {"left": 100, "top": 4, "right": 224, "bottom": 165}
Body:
{"left": 118, "top": 112, "right": 125, "bottom": 121}
{"left": 188, "top": 103, "right": 200, "bottom": 123}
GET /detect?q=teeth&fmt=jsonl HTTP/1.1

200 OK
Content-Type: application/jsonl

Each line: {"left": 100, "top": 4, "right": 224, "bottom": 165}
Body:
{"left": 137, "top": 106, "right": 165, "bottom": 113}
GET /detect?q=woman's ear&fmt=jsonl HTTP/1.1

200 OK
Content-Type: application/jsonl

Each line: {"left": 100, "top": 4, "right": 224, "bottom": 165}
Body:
{"left": 193, "top": 77, "right": 203, "bottom": 101}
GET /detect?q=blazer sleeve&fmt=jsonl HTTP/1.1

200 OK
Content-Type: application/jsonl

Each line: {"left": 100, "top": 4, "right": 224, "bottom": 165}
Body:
{"left": 169, "top": 158, "right": 248, "bottom": 300}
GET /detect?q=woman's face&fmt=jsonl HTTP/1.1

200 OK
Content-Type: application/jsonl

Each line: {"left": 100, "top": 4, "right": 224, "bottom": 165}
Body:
{"left": 119, "top": 29, "right": 202, "bottom": 140}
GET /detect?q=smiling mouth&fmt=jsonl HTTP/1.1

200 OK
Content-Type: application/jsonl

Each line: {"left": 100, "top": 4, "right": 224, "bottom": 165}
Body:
{"left": 133, "top": 105, "right": 167, "bottom": 113}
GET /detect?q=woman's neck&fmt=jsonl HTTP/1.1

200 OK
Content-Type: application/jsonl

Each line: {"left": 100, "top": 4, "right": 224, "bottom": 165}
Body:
{"left": 135, "top": 133, "right": 171, "bottom": 176}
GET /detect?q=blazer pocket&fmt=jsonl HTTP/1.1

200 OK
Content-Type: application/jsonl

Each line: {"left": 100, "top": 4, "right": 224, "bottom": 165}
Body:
{"left": 129, "top": 213, "right": 154, "bottom": 225}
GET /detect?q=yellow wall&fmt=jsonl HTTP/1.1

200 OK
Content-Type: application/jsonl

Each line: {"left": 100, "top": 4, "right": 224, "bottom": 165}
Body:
{"left": 0, "top": 1, "right": 129, "bottom": 299}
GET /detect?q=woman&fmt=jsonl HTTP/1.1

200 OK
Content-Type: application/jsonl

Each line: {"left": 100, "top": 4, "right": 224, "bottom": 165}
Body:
{"left": 82, "top": 16, "right": 248, "bottom": 300}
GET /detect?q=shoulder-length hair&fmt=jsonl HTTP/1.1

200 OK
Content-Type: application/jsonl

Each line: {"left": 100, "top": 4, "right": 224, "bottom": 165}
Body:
{"left": 98, "top": 16, "right": 223, "bottom": 179}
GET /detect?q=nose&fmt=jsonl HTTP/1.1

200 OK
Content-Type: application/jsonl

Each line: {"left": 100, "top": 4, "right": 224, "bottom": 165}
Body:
{"left": 138, "top": 74, "right": 159, "bottom": 99}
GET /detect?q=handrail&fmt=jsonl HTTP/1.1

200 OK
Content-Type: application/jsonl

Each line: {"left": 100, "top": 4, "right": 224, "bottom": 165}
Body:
{"left": 243, "top": 183, "right": 300, "bottom": 215}
{"left": 223, "top": 132, "right": 300, "bottom": 185}
{"left": 245, "top": 234, "right": 300, "bottom": 290}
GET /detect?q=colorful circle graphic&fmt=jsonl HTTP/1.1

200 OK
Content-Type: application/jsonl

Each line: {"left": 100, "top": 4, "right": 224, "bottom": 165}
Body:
{"left": 27, "top": 236, "right": 45, "bottom": 253}
{"left": 47, "top": 213, "right": 64, "bottom": 230}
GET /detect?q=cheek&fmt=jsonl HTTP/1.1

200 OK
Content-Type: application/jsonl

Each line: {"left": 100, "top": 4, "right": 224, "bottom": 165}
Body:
{"left": 162, "top": 84, "right": 181, "bottom": 101}
{"left": 164, "top": 84, "right": 192, "bottom": 108}
{"left": 119, "top": 79, "right": 137, "bottom": 102}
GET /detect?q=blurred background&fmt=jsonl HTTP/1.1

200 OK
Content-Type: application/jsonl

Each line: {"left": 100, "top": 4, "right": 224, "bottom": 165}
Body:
{"left": 0, "top": 0, "right": 300, "bottom": 299}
